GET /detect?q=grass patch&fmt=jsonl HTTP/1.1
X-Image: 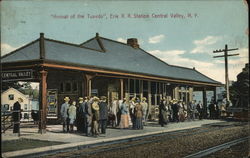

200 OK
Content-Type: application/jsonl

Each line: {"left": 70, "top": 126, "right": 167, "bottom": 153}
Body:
{"left": 2, "top": 138, "right": 66, "bottom": 152}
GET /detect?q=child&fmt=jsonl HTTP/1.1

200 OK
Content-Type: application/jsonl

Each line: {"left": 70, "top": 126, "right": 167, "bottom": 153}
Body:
{"left": 68, "top": 101, "right": 77, "bottom": 132}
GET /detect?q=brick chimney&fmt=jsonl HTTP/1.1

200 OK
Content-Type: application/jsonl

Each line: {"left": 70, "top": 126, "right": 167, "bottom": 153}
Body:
{"left": 127, "top": 38, "right": 139, "bottom": 48}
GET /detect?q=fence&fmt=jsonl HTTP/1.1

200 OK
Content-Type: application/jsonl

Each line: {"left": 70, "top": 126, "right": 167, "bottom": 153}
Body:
{"left": 1, "top": 110, "right": 40, "bottom": 136}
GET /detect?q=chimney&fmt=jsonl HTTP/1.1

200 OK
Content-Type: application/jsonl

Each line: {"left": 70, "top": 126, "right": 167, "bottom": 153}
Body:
{"left": 40, "top": 33, "right": 45, "bottom": 59}
{"left": 127, "top": 38, "right": 139, "bottom": 48}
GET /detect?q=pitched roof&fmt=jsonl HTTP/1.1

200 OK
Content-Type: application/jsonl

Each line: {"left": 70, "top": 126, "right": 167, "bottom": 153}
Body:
{"left": 1, "top": 34, "right": 221, "bottom": 85}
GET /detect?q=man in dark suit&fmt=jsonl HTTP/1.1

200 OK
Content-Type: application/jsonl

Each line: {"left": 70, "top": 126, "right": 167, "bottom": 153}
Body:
{"left": 12, "top": 98, "right": 23, "bottom": 134}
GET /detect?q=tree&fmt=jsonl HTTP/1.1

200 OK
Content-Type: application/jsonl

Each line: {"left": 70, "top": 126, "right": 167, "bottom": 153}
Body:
{"left": 230, "top": 63, "right": 249, "bottom": 108}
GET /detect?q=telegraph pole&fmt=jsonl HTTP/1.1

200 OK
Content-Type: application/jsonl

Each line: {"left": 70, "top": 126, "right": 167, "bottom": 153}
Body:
{"left": 213, "top": 44, "right": 239, "bottom": 104}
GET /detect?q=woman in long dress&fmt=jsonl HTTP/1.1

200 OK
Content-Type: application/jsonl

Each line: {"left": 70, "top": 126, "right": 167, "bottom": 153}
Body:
{"left": 119, "top": 98, "right": 129, "bottom": 129}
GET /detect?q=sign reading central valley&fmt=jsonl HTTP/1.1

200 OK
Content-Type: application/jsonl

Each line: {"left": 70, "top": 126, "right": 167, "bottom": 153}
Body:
{"left": 2, "top": 70, "right": 34, "bottom": 81}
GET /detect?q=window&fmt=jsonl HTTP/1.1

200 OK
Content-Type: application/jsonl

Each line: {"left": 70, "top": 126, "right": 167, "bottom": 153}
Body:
{"left": 24, "top": 113, "right": 29, "bottom": 119}
{"left": 60, "top": 81, "right": 78, "bottom": 93}
{"left": 130, "top": 79, "right": 134, "bottom": 93}
{"left": 24, "top": 104, "right": 28, "bottom": 110}
{"left": 65, "top": 82, "right": 71, "bottom": 92}
{"left": 135, "top": 80, "right": 139, "bottom": 93}
{"left": 3, "top": 104, "right": 9, "bottom": 111}
{"left": 8, "top": 94, "right": 14, "bottom": 100}
{"left": 60, "top": 83, "right": 64, "bottom": 92}
{"left": 72, "top": 82, "right": 78, "bottom": 92}
{"left": 143, "top": 81, "right": 148, "bottom": 92}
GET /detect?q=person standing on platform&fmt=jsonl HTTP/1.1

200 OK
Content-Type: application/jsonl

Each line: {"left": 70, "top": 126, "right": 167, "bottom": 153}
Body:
{"left": 145, "top": 97, "right": 152, "bottom": 123}
{"left": 76, "top": 99, "right": 82, "bottom": 132}
{"left": 61, "top": 97, "right": 70, "bottom": 132}
{"left": 68, "top": 101, "right": 77, "bottom": 132}
{"left": 99, "top": 96, "right": 108, "bottom": 134}
{"left": 168, "top": 100, "right": 174, "bottom": 122}
{"left": 178, "top": 101, "right": 185, "bottom": 122}
{"left": 209, "top": 101, "right": 216, "bottom": 119}
{"left": 134, "top": 98, "right": 143, "bottom": 130}
{"left": 141, "top": 97, "right": 148, "bottom": 126}
{"left": 172, "top": 99, "right": 179, "bottom": 122}
{"left": 91, "top": 96, "right": 100, "bottom": 137}
{"left": 81, "top": 97, "right": 90, "bottom": 136}
{"left": 119, "top": 98, "right": 129, "bottom": 129}
{"left": 111, "top": 98, "right": 119, "bottom": 127}
{"left": 196, "top": 101, "right": 203, "bottom": 120}
{"left": 12, "top": 98, "right": 23, "bottom": 134}
{"left": 87, "top": 96, "right": 93, "bottom": 133}
{"left": 117, "top": 99, "right": 123, "bottom": 127}
{"left": 189, "top": 100, "right": 196, "bottom": 120}
{"left": 159, "top": 98, "right": 168, "bottom": 127}
{"left": 129, "top": 97, "right": 136, "bottom": 129}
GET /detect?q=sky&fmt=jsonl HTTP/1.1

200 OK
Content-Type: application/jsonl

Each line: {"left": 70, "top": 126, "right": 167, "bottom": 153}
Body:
{"left": 1, "top": 0, "right": 249, "bottom": 84}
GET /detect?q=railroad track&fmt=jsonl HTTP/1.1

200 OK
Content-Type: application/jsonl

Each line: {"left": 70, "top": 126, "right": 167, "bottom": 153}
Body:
{"left": 42, "top": 122, "right": 243, "bottom": 158}
{"left": 184, "top": 136, "right": 249, "bottom": 158}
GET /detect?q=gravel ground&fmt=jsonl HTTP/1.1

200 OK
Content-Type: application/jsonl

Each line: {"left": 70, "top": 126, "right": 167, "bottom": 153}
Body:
{"left": 206, "top": 141, "right": 250, "bottom": 158}
{"left": 45, "top": 122, "right": 248, "bottom": 158}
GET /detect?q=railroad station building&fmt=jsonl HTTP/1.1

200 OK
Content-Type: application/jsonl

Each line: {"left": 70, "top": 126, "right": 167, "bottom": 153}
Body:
{"left": 1, "top": 33, "right": 222, "bottom": 132}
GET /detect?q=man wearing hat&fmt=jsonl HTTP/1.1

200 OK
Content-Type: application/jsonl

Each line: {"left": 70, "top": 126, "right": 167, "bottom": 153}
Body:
{"left": 12, "top": 98, "right": 23, "bottom": 134}
{"left": 98, "top": 96, "right": 108, "bottom": 134}
{"left": 172, "top": 99, "right": 179, "bottom": 122}
{"left": 141, "top": 97, "right": 148, "bottom": 125}
{"left": 61, "top": 97, "right": 70, "bottom": 132}
{"left": 91, "top": 96, "right": 100, "bottom": 137}
{"left": 81, "top": 96, "right": 91, "bottom": 136}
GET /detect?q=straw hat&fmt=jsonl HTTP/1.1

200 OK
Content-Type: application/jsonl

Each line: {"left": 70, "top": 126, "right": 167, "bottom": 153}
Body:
{"left": 93, "top": 96, "right": 99, "bottom": 102}
{"left": 100, "top": 96, "right": 107, "bottom": 100}
{"left": 64, "top": 97, "right": 70, "bottom": 101}
{"left": 142, "top": 97, "right": 147, "bottom": 101}
{"left": 78, "top": 97, "right": 84, "bottom": 101}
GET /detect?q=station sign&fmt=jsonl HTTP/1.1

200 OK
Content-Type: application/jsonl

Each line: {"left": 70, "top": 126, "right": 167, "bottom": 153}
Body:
{"left": 2, "top": 69, "right": 34, "bottom": 81}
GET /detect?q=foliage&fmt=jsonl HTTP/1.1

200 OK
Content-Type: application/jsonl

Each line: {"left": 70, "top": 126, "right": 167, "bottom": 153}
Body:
{"left": 2, "top": 82, "right": 39, "bottom": 99}
{"left": 229, "top": 63, "right": 249, "bottom": 107}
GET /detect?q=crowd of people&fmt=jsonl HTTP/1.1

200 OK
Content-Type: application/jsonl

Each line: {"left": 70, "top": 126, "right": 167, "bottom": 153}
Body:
{"left": 60, "top": 96, "right": 150, "bottom": 137}
{"left": 60, "top": 95, "right": 225, "bottom": 137}
{"left": 158, "top": 98, "right": 221, "bottom": 127}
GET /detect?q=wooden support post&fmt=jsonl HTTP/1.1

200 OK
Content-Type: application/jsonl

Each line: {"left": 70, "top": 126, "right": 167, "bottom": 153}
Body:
{"left": 189, "top": 87, "right": 193, "bottom": 102}
{"left": 213, "top": 87, "right": 217, "bottom": 102}
{"left": 39, "top": 70, "right": 47, "bottom": 134}
{"left": 120, "top": 79, "right": 124, "bottom": 99}
{"left": 140, "top": 80, "right": 143, "bottom": 100}
{"left": 202, "top": 87, "right": 207, "bottom": 119}
{"left": 85, "top": 74, "right": 93, "bottom": 96}
{"left": 127, "top": 78, "right": 130, "bottom": 99}
{"left": 148, "top": 81, "right": 151, "bottom": 106}
{"left": 185, "top": 87, "right": 188, "bottom": 104}
{"left": 174, "top": 87, "right": 179, "bottom": 100}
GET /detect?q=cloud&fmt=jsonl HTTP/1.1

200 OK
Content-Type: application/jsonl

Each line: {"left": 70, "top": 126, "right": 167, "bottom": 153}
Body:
{"left": 214, "top": 48, "right": 248, "bottom": 65}
{"left": 117, "top": 38, "right": 126, "bottom": 43}
{"left": 191, "top": 36, "right": 221, "bottom": 54}
{"left": 148, "top": 49, "right": 234, "bottom": 83}
{"left": 1, "top": 43, "right": 17, "bottom": 56}
{"left": 148, "top": 34, "right": 165, "bottom": 44}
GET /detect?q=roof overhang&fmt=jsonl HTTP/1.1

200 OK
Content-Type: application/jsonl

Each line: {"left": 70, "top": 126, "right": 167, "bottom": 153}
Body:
{"left": 1, "top": 59, "right": 223, "bottom": 87}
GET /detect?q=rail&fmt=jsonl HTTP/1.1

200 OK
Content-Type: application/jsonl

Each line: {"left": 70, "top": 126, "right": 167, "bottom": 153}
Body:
{"left": 184, "top": 136, "right": 249, "bottom": 158}
{"left": 31, "top": 123, "right": 239, "bottom": 158}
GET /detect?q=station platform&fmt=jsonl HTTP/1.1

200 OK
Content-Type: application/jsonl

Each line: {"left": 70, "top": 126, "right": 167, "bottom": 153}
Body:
{"left": 2, "top": 119, "right": 225, "bottom": 157}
